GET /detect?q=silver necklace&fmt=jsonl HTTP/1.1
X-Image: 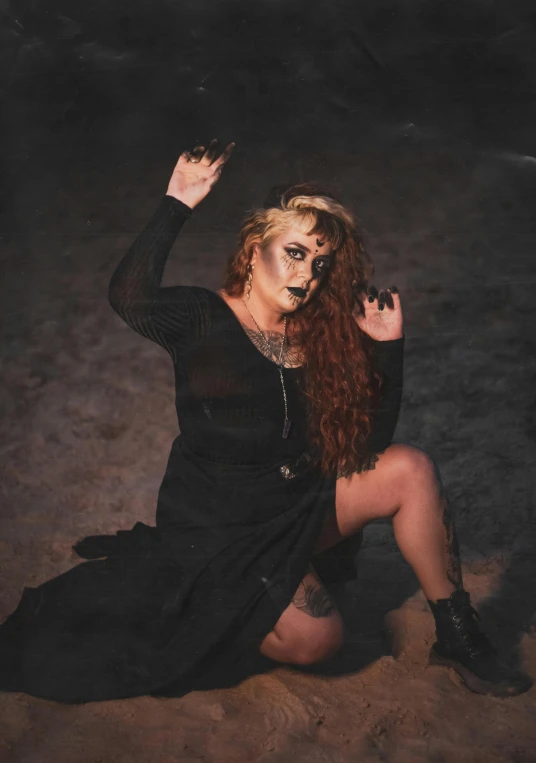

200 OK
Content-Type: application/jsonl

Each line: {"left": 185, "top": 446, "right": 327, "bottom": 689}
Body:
{"left": 241, "top": 299, "right": 291, "bottom": 439}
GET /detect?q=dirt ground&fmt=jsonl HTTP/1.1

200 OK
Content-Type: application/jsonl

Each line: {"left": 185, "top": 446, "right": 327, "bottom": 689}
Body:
{"left": 1, "top": 143, "right": 535, "bottom": 762}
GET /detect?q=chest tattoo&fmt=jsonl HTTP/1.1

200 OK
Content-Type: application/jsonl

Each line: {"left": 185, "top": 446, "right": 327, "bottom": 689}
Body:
{"left": 242, "top": 324, "right": 304, "bottom": 367}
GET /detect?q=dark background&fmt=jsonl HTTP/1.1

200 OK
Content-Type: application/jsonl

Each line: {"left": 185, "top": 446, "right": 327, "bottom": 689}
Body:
{"left": 0, "top": 1, "right": 535, "bottom": 752}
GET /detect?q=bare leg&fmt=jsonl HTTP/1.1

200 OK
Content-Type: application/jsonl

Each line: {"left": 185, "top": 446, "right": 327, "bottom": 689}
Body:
{"left": 391, "top": 458, "right": 463, "bottom": 602}
{"left": 259, "top": 629, "right": 293, "bottom": 662}
{"left": 261, "top": 445, "right": 465, "bottom": 662}
{"left": 332, "top": 446, "right": 465, "bottom": 605}
{"left": 259, "top": 564, "right": 342, "bottom": 663}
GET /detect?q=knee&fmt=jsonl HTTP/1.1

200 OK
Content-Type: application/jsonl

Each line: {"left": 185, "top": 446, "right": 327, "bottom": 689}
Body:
{"left": 391, "top": 444, "right": 439, "bottom": 491}
{"left": 288, "top": 615, "right": 345, "bottom": 665}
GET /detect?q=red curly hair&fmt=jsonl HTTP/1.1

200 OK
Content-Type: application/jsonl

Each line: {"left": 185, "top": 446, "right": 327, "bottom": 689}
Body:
{"left": 221, "top": 183, "right": 383, "bottom": 478}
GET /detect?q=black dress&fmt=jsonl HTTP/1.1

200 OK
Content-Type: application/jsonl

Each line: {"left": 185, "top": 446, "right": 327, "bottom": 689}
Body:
{"left": 0, "top": 195, "right": 404, "bottom": 704}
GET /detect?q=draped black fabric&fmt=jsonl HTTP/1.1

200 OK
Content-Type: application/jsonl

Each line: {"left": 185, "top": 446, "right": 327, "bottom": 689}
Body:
{"left": 0, "top": 196, "right": 404, "bottom": 703}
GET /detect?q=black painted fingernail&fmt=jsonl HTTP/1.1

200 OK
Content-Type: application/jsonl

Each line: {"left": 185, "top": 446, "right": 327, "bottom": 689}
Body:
{"left": 390, "top": 285, "right": 398, "bottom": 294}
{"left": 368, "top": 295, "right": 375, "bottom": 303}
{"left": 378, "top": 302, "right": 385, "bottom": 311}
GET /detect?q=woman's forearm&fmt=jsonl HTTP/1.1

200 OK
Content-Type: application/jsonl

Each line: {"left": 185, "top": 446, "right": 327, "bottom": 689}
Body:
{"left": 366, "top": 336, "right": 405, "bottom": 453}
{"left": 107, "top": 195, "right": 192, "bottom": 337}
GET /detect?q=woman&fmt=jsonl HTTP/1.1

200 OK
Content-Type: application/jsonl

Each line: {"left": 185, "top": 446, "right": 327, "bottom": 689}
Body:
{"left": 0, "top": 139, "right": 530, "bottom": 703}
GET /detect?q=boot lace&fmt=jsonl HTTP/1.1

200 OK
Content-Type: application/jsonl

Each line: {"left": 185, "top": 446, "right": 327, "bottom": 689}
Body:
{"left": 451, "top": 604, "right": 496, "bottom": 659}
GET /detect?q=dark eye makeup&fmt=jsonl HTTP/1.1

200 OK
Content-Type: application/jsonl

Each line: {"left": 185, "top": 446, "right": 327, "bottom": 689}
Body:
{"left": 284, "top": 247, "right": 331, "bottom": 274}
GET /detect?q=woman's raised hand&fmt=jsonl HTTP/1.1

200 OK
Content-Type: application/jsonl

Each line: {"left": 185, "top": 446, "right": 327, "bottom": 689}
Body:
{"left": 353, "top": 285, "right": 404, "bottom": 341}
{"left": 166, "top": 138, "right": 235, "bottom": 209}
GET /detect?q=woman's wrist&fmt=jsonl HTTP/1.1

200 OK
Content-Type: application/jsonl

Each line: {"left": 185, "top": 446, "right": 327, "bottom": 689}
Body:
{"left": 165, "top": 194, "right": 194, "bottom": 215}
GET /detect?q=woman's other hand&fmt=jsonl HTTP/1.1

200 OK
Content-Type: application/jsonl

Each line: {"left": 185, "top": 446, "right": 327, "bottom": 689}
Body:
{"left": 352, "top": 285, "right": 404, "bottom": 341}
{"left": 166, "top": 138, "right": 235, "bottom": 209}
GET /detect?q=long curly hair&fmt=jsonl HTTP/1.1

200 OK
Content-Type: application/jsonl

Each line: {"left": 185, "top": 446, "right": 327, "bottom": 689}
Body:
{"left": 221, "top": 183, "right": 383, "bottom": 478}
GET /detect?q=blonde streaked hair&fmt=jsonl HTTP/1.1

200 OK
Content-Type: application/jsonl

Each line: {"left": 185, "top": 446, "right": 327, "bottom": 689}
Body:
{"left": 224, "top": 188, "right": 373, "bottom": 298}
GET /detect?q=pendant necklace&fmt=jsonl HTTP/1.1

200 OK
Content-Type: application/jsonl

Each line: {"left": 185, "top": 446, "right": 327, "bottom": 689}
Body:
{"left": 241, "top": 300, "right": 292, "bottom": 439}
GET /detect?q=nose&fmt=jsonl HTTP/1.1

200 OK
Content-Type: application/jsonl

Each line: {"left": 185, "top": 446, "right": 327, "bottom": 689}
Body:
{"left": 297, "top": 259, "right": 315, "bottom": 286}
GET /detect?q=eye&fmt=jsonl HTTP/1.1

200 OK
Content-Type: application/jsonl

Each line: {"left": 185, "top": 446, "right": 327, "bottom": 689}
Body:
{"left": 285, "top": 248, "right": 305, "bottom": 260}
{"left": 314, "top": 258, "right": 331, "bottom": 274}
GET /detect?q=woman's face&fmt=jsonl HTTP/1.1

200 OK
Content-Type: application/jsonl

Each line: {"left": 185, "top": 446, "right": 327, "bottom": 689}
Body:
{"left": 250, "top": 226, "right": 334, "bottom": 312}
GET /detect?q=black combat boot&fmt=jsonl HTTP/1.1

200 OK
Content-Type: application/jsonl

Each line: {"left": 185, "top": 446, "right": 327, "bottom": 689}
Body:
{"left": 427, "top": 589, "right": 533, "bottom": 697}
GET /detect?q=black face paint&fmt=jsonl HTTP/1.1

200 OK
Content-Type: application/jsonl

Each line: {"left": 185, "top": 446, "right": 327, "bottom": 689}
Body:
{"left": 315, "top": 238, "right": 326, "bottom": 254}
{"left": 312, "top": 256, "right": 332, "bottom": 279}
{"left": 286, "top": 290, "right": 302, "bottom": 306}
{"left": 281, "top": 251, "right": 298, "bottom": 271}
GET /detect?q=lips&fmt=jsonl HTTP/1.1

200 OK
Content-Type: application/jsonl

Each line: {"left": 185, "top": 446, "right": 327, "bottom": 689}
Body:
{"left": 287, "top": 286, "right": 307, "bottom": 297}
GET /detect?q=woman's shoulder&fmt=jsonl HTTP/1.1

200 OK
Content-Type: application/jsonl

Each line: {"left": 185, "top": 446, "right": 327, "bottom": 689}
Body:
{"left": 156, "top": 286, "right": 232, "bottom": 333}
{"left": 156, "top": 286, "right": 232, "bottom": 348}
{"left": 160, "top": 285, "right": 223, "bottom": 307}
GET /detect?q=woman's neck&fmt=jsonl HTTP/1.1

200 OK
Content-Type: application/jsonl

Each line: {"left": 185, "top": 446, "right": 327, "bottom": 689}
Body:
{"left": 217, "top": 289, "right": 304, "bottom": 366}
{"left": 220, "top": 289, "right": 286, "bottom": 333}
{"left": 241, "top": 294, "right": 286, "bottom": 333}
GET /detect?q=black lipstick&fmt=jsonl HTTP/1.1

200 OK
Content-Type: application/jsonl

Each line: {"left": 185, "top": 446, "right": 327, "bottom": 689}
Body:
{"left": 287, "top": 286, "right": 307, "bottom": 297}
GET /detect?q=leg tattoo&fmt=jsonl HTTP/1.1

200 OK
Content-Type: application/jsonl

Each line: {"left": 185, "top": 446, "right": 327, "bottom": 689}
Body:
{"left": 291, "top": 569, "right": 336, "bottom": 618}
{"left": 433, "top": 461, "right": 464, "bottom": 591}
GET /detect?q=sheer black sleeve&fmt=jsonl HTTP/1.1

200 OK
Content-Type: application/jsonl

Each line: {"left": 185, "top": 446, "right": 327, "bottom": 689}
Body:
{"left": 108, "top": 195, "right": 210, "bottom": 361}
{"left": 367, "top": 335, "right": 405, "bottom": 454}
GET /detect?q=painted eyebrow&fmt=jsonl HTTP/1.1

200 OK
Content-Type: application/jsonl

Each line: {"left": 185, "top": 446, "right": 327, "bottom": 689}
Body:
{"left": 286, "top": 241, "right": 330, "bottom": 255}
{"left": 286, "top": 241, "right": 310, "bottom": 253}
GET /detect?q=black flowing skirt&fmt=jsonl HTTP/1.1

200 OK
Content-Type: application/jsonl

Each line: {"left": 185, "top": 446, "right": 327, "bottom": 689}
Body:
{"left": 0, "top": 436, "right": 361, "bottom": 704}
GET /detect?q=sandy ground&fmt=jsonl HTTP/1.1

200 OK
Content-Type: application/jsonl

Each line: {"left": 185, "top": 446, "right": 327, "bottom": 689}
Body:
{"left": 1, "top": 143, "right": 535, "bottom": 761}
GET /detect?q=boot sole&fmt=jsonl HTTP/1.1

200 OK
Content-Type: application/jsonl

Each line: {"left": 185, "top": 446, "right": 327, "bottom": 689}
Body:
{"left": 428, "top": 645, "right": 532, "bottom": 698}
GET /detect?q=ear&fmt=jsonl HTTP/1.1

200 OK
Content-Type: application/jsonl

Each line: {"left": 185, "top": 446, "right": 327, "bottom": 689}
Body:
{"left": 250, "top": 242, "right": 261, "bottom": 267}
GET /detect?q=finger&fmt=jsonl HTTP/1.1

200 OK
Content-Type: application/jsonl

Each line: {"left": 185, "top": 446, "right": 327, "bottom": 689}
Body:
{"left": 353, "top": 290, "right": 367, "bottom": 315}
{"left": 367, "top": 284, "right": 378, "bottom": 302}
{"left": 177, "top": 150, "right": 192, "bottom": 165}
{"left": 383, "top": 289, "right": 395, "bottom": 309}
{"left": 354, "top": 289, "right": 370, "bottom": 308}
{"left": 392, "top": 293, "right": 401, "bottom": 311}
{"left": 377, "top": 289, "right": 389, "bottom": 311}
{"left": 389, "top": 286, "right": 401, "bottom": 310}
{"left": 200, "top": 138, "right": 219, "bottom": 165}
{"left": 188, "top": 145, "right": 205, "bottom": 163}
{"left": 207, "top": 164, "right": 224, "bottom": 188}
{"left": 212, "top": 141, "right": 236, "bottom": 170}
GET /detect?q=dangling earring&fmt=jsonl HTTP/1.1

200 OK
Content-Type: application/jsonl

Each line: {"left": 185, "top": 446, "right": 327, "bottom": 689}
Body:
{"left": 246, "top": 263, "right": 254, "bottom": 299}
